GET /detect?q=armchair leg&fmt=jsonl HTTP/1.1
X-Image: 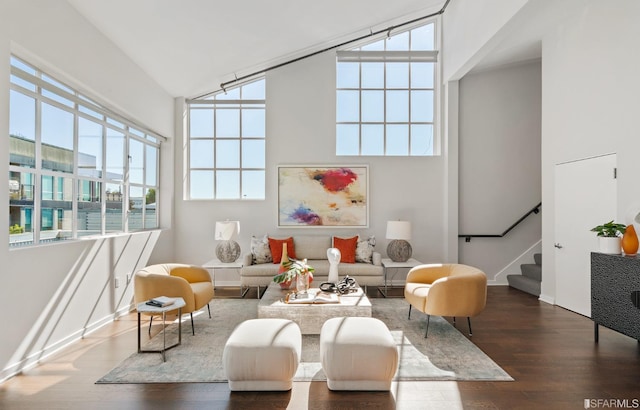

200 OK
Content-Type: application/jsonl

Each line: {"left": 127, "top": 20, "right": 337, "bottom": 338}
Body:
{"left": 207, "top": 303, "right": 211, "bottom": 319}
{"left": 190, "top": 313, "right": 195, "bottom": 336}
{"left": 424, "top": 315, "right": 430, "bottom": 338}
{"left": 408, "top": 304, "right": 412, "bottom": 320}
{"left": 468, "top": 317, "right": 473, "bottom": 336}
{"left": 453, "top": 317, "right": 456, "bottom": 327}
{"left": 148, "top": 316, "right": 153, "bottom": 334}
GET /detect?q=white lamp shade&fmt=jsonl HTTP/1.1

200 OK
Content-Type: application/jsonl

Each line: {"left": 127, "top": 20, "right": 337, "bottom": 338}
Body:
{"left": 386, "top": 220, "right": 411, "bottom": 240}
{"left": 215, "top": 220, "right": 240, "bottom": 240}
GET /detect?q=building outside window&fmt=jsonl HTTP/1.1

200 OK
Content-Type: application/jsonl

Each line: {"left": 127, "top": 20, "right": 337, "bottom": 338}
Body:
{"left": 8, "top": 56, "right": 162, "bottom": 247}
{"left": 186, "top": 78, "right": 266, "bottom": 200}
{"left": 336, "top": 20, "right": 439, "bottom": 156}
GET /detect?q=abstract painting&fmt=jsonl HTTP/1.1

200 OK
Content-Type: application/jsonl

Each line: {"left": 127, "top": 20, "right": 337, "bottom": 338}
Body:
{"left": 278, "top": 165, "right": 368, "bottom": 227}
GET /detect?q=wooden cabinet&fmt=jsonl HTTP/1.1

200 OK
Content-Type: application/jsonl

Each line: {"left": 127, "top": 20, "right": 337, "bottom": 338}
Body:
{"left": 591, "top": 252, "right": 640, "bottom": 342}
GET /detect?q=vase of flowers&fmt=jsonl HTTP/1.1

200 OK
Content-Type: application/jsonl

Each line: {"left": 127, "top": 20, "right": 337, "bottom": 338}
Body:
{"left": 273, "top": 258, "right": 315, "bottom": 292}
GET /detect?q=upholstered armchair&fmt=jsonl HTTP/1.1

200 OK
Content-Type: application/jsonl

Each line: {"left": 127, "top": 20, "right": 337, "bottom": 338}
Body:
{"left": 134, "top": 263, "right": 215, "bottom": 335}
{"left": 404, "top": 263, "right": 487, "bottom": 338}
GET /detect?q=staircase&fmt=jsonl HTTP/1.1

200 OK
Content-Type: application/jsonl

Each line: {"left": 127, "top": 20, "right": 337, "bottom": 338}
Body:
{"left": 507, "top": 253, "right": 541, "bottom": 297}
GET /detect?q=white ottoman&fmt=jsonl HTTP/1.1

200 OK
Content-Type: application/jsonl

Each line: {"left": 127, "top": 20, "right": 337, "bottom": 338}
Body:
{"left": 223, "top": 318, "right": 301, "bottom": 391}
{"left": 320, "top": 317, "right": 398, "bottom": 391}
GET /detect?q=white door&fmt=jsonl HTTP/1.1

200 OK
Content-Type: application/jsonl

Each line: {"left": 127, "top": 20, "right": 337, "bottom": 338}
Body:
{"left": 555, "top": 154, "right": 617, "bottom": 317}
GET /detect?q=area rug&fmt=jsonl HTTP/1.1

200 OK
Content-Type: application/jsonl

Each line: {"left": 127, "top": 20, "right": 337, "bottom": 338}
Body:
{"left": 97, "top": 298, "right": 512, "bottom": 384}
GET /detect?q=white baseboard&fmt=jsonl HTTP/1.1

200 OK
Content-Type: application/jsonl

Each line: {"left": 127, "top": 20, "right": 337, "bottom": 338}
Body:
{"left": 538, "top": 293, "right": 555, "bottom": 305}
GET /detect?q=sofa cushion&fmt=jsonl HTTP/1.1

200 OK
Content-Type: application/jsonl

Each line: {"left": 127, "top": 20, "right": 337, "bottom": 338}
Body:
{"left": 355, "top": 236, "right": 376, "bottom": 264}
{"left": 333, "top": 236, "right": 358, "bottom": 263}
{"left": 251, "top": 235, "right": 273, "bottom": 264}
{"left": 268, "top": 237, "right": 296, "bottom": 263}
{"left": 294, "top": 236, "right": 332, "bottom": 260}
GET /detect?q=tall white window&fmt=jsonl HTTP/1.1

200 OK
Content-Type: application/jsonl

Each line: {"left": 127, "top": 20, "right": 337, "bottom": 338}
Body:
{"left": 187, "top": 78, "right": 266, "bottom": 200}
{"left": 336, "top": 21, "right": 438, "bottom": 156}
{"left": 8, "top": 56, "right": 161, "bottom": 247}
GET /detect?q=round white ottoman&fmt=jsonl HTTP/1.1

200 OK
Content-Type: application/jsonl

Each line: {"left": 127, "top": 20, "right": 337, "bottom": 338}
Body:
{"left": 223, "top": 318, "right": 301, "bottom": 391}
{"left": 320, "top": 317, "right": 398, "bottom": 391}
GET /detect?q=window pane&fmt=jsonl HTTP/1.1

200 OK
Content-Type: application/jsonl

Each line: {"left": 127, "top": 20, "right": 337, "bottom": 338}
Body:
{"left": 361, "top": 90, "right": 384, "bottom": 122}
{"left": 386, "top": 91, "right": 409, "bottom": 122}
{"left": 146, "top": 145, "right": 158, "bottom": 186}
{"left": 336, "top": 90, "right": 359, "bottom": 122}
{"left": 410, "top": 23, "right": 435, "bottom": 51}
{"left": 242, "top": 140, "right": 265, "bottom": 168}
{"left": 361, "top": 63, "right": 384, "bottom": 89}
{"left": 190, "top": 170, "right": 214, "bottom": 199}
{"left": 362, "top": 39, "right": 384, "bottom": 51}
{"left": 106, "top": 129, "right": 125, "bottom": 181}
{"left": 190, "top": 109, "right": 214, "bottom": 137}
{"left": 386, "top": 31, "right": 409, "bottom": 51}
{"left": 190, "top": 139, "right": 214, "bottom": 168}
{"left": 78, "top": 117, "right": 103, "bottom": 178}
{"left": 216, "top": 109, "right": 240, "bottom": 137}
{"left": 387, "top": 63, "right": 409, "bottom": 89}
{"left": 41, "top": 175, "right": 72, "bottom": 242}
{"left": 77, "top": 179, "right": 102, "bottom": 237}
{"left": 411, "top": 62, "right": 434, "bottom": 89}
{"left": 105, "top": 183, "right": 124, "bottom": 233}
{"left": 411, "top": 124, "right": 433, "bottom": 155}
{"left": 9, "top": 91, "right": 36, "bottom": 168}
{"left": 41, "top": 103, "right": 74, "bottom": 172}
{"left": 128, "top": 185, "right": 144, "bottom": 231}
{"left": 242, "top": 109, "right": 265, "bottom": 137}
{"left": 336, "top": 124, "right": 360, "bottom": 155}
{"left": 386, "top": 124, "right": 409, "bottom": 155}
{"left": 411, "top": 90, "right": 434, "bottom": 122}
{"left": 337, "top": 62, "right": 359, "bottom": 88}
{"left": 216, "top": 87, "right": 240, "bottom": 100}
{"left": 241, "top": 79, "right": 265, "bottom": 100}
{"left": 145, "top": 188, "right": 158, "bottom": 229}
{"left": 361, "top": 124, "right": 384, "bottom": 155}
{"left": 242, "top": 170, "right": 265, "bottom": 199}
{"left": 9, "top": 171, "right": 34, "bottom": 246}
{"left": 216, "top": 170, "right": 240, "bottom": 199}
{"left": 42, "top": 89, "right": 73, "bottom": 107}
{"left": 129, "top": 139, "right": 144, "bottom": 184}
{"left": 216, "top": 140, "right": 240, "bottom": 168}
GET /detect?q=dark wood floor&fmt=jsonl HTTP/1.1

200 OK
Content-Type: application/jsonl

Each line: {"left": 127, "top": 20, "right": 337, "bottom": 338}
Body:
{"left": 1, "top": 286, "right": 639, "bottom": 410}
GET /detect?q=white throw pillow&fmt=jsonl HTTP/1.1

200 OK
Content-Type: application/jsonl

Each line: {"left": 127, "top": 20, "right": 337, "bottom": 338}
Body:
{"left": 250, "top": 235, "right": 272, "bottom": 264}
{"left": 355, "top": 235, "right": 376, "bottom": 264}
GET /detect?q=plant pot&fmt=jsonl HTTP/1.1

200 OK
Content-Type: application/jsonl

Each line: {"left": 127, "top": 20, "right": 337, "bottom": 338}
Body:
{"left": 599, "top": 236, "right": 621, "bottom": 254}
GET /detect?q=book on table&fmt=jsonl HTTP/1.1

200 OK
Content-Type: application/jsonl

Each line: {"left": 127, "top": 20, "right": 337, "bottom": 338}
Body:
{"left": 146, "top": 296, "right": 176, "bottom": 307}
{"left": 285, "top": 291, "right": 340, "bottom": 304}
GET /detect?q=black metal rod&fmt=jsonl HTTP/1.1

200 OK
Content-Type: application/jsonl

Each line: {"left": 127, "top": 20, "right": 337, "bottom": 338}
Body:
{"left": 459, "top": 202, "right": 542, "bottom": 241}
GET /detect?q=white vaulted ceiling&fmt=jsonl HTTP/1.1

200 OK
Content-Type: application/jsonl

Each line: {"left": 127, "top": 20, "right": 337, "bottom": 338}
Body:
{"left": 66, "top": 0, "right": 446, "bottom": 98}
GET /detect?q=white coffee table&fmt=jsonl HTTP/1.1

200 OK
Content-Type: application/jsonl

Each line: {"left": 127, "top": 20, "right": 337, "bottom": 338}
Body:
{"left": 136, "top": 297, "right": 186, "bottom": 362}
{"left": 257, "top": 282, "right": 372, "bottom": 334}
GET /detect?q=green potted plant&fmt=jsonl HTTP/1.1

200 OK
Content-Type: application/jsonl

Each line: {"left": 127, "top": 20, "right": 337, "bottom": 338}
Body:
{"left": 273, "top": 258, "right": 315, "bottom": 292}
{"left": 591, "top": 220, "right": 626, "bottom": 254}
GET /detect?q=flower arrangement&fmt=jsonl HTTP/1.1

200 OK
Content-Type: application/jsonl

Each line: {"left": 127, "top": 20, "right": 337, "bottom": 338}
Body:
{"left": 273, "top": 258, "right": 315, "bottom": 286}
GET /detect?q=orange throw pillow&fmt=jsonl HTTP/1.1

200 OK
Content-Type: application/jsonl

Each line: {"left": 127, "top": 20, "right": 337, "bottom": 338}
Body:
{"left": 333, "top": 236, "right": 358, "bottom": 264}
{"left": 268, "top": 237, "right": 296, "bottom": 263}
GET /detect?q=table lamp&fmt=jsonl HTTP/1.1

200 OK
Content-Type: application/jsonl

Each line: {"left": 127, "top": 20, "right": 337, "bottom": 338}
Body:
{"left": 386, "top": 220, "right": 412, "bottom": 262}
{"left": 215, "top": 220, "right": 241, "bottom": 263}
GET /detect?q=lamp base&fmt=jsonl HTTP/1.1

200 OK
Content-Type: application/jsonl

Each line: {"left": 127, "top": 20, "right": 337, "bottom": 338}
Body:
{"left": 216, "top": 240, "right": 241, "bottom": 263}
{"left": 387, "top": 240, "right": 412, "bottom": 262}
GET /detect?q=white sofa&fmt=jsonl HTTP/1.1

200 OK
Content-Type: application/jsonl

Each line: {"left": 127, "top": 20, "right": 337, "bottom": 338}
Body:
{"left": 241, "top": 235, "right": 383, "bottom": 293}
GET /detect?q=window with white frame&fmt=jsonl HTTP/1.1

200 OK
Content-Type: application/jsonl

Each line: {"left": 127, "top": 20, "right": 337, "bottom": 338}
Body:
{"left": 336, "top": 20, "right": 438, "bottom": 156}
{"left": 8, "top": 56, "right": 161, "bottom": 247}
{"left": 186, "top": 78, "right": 266, "bottom": 200}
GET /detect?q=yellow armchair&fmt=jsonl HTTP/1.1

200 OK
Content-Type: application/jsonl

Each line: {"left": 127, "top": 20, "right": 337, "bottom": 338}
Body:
{"left": 134, "top": 263, "right": 215, "bottom": 335}
{"left": 404, "top": 263, "right": 487, "bottom": 338}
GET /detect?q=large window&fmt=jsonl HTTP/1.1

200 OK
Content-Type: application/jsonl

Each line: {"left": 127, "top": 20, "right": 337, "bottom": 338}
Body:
{"left": 8, "top": 56, "right": 162, "bottom": 247}
{"left": 336, "top": 21, "right": 439, "bottom": 156}
{"left": 186, "top": 78, "right": 266, "bottom": 200}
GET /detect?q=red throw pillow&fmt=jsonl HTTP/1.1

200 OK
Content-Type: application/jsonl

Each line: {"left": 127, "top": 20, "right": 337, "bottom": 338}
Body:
{"left": 333, "top": 236, "right": 358, "bottom": 264}
{"left": 268, "top": 237, "right": 296, "bottom": 263}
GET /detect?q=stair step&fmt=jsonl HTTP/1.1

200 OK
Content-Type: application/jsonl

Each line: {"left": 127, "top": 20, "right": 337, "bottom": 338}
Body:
{"left": 507, "top": 274, "right": 541, "bottom": 297}
{"left": 534, "top": 253, "right": 542, "bottom": 266}
{"left": 520, "top": 263, "right": 542, "bottom": 281}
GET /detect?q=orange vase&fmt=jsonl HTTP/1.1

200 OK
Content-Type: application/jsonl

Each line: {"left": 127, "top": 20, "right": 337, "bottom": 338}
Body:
{"left": 278, "top": 243, "right": 293, "bottom": 289}
{"left": 622, "top": 224, "right": 639, "bottom": 255}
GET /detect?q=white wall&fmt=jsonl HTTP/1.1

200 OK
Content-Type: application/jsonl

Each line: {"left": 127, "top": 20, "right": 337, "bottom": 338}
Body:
{"left": 173, "top": 51, "right": 447, "bottom": 283}
{"left": 0, "top": 0, "right": 175, "bottom": 381}
{"left": 458, "top": 61, "right": 541, "bottom": 282}
{"left": 540, "top": 0, "right": 640, "bottom": 302}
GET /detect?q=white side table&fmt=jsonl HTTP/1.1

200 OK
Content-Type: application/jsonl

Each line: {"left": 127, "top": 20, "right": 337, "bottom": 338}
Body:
{"left": 203, "top": 258, "right": 246, "bottom": 297}
{"left": 137, "top": 297, "right": 186, "bottom": 362}
{"left": 381, "top": 258, "right": 423, "bottom": 297}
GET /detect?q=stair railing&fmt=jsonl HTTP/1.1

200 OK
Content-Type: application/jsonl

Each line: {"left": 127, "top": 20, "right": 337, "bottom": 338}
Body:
{"left": 459, "top": 202, "right": 541, "bottom": 242}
